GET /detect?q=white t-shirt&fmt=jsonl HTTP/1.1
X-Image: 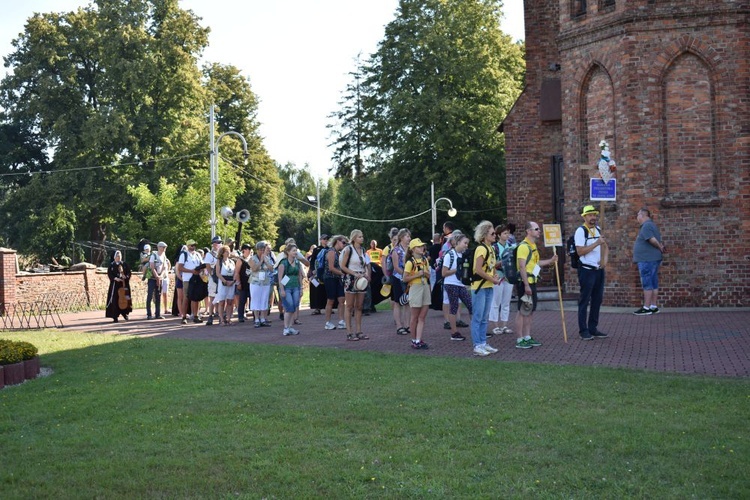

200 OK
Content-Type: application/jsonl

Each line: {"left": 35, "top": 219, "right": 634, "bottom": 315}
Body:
{"left": 442, "top": 249, "right": 463, "bottom": 286}
{"left": 178, "top": 250, "right": 202, "bottom": 283}
{"left": 575, "top": 225, "right": 601, "bottom": 268}
{"left": 149, "top": 252, "right": 167, "bottom": 278}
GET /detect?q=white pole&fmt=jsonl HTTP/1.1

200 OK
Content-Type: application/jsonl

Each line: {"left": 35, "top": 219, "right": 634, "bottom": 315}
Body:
{"left": 209, "top": 104, "right": 216, "bottom": 238}
{"left": 431, "top": 182, "right": 436, "bottom": 239}
{"left": 316, "top": 181, "right": 321, "bottom": 244}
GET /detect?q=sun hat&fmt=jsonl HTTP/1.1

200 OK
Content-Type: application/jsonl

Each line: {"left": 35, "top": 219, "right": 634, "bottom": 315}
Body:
{"left": 380, "top": 283, "right": 392, "bottom": 297}
{"left": 581, "top": 205, "right": 599, "bottom": 216}
{"left": 157, "top": 241, "right": 167, "bottom": 248}
{"left": 519, "top": 294, "right": 534, "bottom": 316}
{"left": 185, "top": 239, "right": 197, "bottom": 246}
{"left": 355, "top": 276, "right": 369, "bottom": 291}
{"left": 408, "top": 238, "right": 426, "bottom": 250}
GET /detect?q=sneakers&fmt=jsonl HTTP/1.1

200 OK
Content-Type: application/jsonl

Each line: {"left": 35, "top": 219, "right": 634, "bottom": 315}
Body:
{"left": 456, "top": 320, "right": 469, "bottom": 328}
{"left": 283, "top": 328, "right": 299, "bottom": 336}
{"left": 633, "top": 307, "right": 652, "bottom": 316}
{"left": 473, "top": 345, "right": 490, "bottom": 356}
{"left": 206, "top": 317, "right": 214, "bottom": 326}
{"left": 515, "top": 338, "right": 533, "bottom": 349}
{"left": 181, "top": 317, "right": 188, "bottom": 325}
{"left": 527, "top": 337, "right": 542, "bottom": 347}
{"left": 650, "top": 307, "right": 660, "bottom": 314}
{"left": 411, "top": 341, "right": 429, "bottom": 349}
{"left": 324, "top": 321, "right": 336, "bottom": 330}
{"left": 443, "top": 321, "right": 451, "bottom": 330}
{"left": 254, "top": 322, "right": 261, "bottom": 328}
{"left": 259, "top": 321, "right": 271, "bottom": 327}
{"left": 450, "top": 332, "right": 466, "bottom": 341}
{"left": 491, "top": 327, "right": 503, "bottom": 335}
{"left": 591, "top": 331, "right": 609, "bottom": 338}
{"left": 580, "top": 331, "right": 594, "bottom": 341}
{"left": 337, "top": 320, "right": 347, "bottom": 329}
{"left": 346, "top": 333, "right": 359, "bottom": 341}
{"left": 502, "top": 326, "right": 514, "bottom": 334}
{"left": 482, "top": 344, "right": 498, "bottom": 354}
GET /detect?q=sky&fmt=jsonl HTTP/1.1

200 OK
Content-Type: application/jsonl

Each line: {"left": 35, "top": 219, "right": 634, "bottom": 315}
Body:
{"left": 0, "top": 0, "right": 525, "bottom": 180}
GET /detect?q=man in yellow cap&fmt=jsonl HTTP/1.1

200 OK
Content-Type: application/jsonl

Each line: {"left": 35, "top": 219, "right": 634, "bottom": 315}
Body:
{"left": 574, "top": 205, "right": 608, "bottom": 340}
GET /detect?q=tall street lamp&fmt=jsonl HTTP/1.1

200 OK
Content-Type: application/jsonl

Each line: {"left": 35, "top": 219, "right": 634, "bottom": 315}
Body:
{"left": 209, "top": 104, "right": 248, "bottom": 238}
{"left": 431, "top": 182, "right": 457, "bottom": 238}
{"left": 307, "top": 180, "right": 321, "bottom": 243}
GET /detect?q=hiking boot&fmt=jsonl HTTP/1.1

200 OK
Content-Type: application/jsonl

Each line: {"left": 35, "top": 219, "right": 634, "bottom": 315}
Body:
{"left": 633, "top": 307, "right": 652, "bottom": 316}
{"left": 515, "top": 338, "right": 533, "bottom": 349}
{"left": 324, "top": 321, "right": 336, "bottom": 330}
{"left": 450, "top": 332, "right": 466, "bottom": 341}
{"left": 527, "top": 337, "right": 542, "bottom": 346}
{"left": 473, "top": 345, "right": 490, "bottom": 356}
{"left": 580, "top": 331, "right": 594, "bottom": 341}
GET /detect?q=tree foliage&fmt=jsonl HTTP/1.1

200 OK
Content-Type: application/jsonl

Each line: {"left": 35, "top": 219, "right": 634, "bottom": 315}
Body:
{"left": 0, "top": 0, "right": 281, "bottom": 264}
{"left": 328, "top": 0, "right": 524, "bottom": 239}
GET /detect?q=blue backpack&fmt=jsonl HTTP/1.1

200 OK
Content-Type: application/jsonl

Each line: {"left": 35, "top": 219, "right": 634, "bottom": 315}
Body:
{"left": 315, "top": 248, "right": 329, "bottom": 281}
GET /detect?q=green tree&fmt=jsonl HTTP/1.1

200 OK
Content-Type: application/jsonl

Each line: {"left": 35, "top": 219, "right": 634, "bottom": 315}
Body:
{"left": 330, "top": 0, "right": 525, "bottom": 237}
{"left": 0, "top": 0, "right": 210, "bottom": 263}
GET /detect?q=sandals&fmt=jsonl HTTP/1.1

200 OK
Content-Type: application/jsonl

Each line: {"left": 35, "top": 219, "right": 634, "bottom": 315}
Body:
{"left": 346, "top": 333, "right": 360, "bottom": 341}
{"left": 396, "top": 327, "right": 408, "bottom": 335}
{"left": 356, "top": 332, "right": 369, "bottom": 340}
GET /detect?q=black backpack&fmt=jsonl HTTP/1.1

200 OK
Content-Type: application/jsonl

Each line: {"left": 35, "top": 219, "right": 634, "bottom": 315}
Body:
{"left": 465, "top": 243, "right": 492, "bottom": 291}
{"left": 501, "top": 242, "right": 533, "bottom": 285}
{"left": 567, "top": 225, "right": 599, "bottom": 269}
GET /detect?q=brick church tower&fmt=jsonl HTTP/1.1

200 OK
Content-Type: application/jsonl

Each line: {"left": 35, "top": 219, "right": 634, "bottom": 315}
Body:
{"left": 502, "top": 0, "right": 749, "bottom": 307}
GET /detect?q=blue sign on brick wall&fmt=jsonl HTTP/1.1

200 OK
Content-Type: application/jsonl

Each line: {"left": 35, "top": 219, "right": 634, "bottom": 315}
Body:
{"left": 590, "top": 178, "right": 616, "bottom": 201}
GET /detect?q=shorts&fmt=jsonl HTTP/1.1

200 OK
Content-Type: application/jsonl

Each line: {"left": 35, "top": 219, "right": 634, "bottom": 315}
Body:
{"left": 324, "top": 276, "right": 345, "bottom": 299}
{"left": 161, "top": 279, "right": 169, "bottom": 294}
{"left": 516, "top": 282, "right": 538, "bottom": 312}
{"left": 638, "top": 260, "right": 661, "bottom": 290}
{"left": 176, "top": 278, "right": 183, "bottom": 290}
{"left": 408, "top": 283, "right": 431, "bottom": 308}
{"left": 208, "top": 278, "right": 218, "bottom": 297}
{"left": 343, "top": 274, "right": 366, "bottom": 294}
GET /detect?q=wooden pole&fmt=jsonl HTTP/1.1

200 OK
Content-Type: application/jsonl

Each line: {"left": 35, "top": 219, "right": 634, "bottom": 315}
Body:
{"left": 553, "top": 247, "right": 567, "bottom": 343}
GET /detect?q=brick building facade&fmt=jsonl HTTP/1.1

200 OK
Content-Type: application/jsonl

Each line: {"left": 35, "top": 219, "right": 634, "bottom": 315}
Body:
{"left": 502, "top": 0, "right": 749, "bottom": 307}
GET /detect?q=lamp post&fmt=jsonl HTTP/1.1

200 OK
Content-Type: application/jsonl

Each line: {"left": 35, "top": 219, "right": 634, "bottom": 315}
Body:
{"left": 430, "top": 182, "right": 457, "bottom": 238}
{"left": 307, "top": 179, "right": 321, "bottom": 244}
{"left": 209, "top": 104, "right": 248, "bottom": 238}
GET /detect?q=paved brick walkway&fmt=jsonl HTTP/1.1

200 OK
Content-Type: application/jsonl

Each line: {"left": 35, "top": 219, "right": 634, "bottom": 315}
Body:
{"left": 57, "top": 306, "right": 750, "bottom": 377}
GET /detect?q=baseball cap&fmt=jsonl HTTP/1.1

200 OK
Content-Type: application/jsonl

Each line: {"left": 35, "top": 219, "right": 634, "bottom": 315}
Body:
{"left": 241, "top": 243, "right": 252, "bottom": 251}
{"left": 157, "top": 241, "right": 167, "bottom": 248}
{"left": 211, "top": 236, "right": 222, "bottom": 244}
{"left": 519, "top": 294, "right": 534, "bottom": 316}
{"left": 408, "top": 238, "right": 426, "bottom": 250}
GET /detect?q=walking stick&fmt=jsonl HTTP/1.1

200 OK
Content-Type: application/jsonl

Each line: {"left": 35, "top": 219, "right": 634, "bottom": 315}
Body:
{"left": 553, "top": 247, "right": 568, "bottom": 343}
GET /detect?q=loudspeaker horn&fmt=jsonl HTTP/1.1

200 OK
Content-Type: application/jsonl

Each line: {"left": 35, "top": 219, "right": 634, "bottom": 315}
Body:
{"left": 235, "top": 209, "right": 251, "bottom": 223}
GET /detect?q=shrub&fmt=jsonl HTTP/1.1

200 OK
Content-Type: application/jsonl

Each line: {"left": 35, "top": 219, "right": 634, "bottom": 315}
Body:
{"left": 0, "top": 342, "right": 23, "bottom": 365}
{"left": 15, "top": 341, "right": 38, "bottom": 360}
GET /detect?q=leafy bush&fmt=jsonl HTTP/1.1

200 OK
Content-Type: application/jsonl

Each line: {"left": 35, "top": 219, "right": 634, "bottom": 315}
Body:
{"left": 0, "top": 339, "right": 38, "bottom": 364}
{"left": 15, "top": 341, "right": 38, "bottom": 360}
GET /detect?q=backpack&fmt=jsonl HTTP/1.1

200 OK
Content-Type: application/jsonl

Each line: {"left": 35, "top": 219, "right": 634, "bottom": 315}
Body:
{"left": 567, "top": 225, "right": 598, "bottom": 269}
{"left": 501, "top": 243, "right": 533, "bottom": 285}
{"left": 464, "top": 243, "right": 492, "bottom": 290}
{"left": 140, "top": 251, "right": 157, "bottom": 280}
{"left": 315, "top": 248, "right": 329, "bottom": 281}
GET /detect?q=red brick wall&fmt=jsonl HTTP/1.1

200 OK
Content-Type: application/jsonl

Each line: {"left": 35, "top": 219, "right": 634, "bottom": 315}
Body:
{"left": 504, "top": 0, "right": 750, "bottom": 306}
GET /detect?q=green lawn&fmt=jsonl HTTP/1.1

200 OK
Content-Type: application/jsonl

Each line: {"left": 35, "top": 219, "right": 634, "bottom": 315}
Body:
{"left": 1, "top": 331, "right": 747, "bottom": 498}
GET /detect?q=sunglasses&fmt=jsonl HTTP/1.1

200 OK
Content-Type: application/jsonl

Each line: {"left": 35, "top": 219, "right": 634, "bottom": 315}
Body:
{"left": 531, "top": 228, "right": 541, "bottom": 231}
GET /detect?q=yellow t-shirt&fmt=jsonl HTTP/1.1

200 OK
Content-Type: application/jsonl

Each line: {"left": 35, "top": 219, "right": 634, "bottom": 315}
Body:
{"left": 366, "top": 248, "right": 382, "bottom": 262}
{"left": 404, "top": 256, "right": 429, "bottom": 286}
{"left": 515, "top": 238, "right": 539, "bottom": 284}
{"left": 471, "top": 244, "right": 495, "bottom": 291}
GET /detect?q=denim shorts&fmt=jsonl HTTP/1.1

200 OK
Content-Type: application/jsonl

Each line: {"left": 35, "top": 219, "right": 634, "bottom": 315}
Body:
{"left": 638, "top": 260, "right": 661, "bottom": 290}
